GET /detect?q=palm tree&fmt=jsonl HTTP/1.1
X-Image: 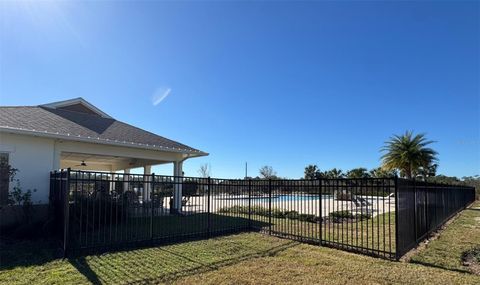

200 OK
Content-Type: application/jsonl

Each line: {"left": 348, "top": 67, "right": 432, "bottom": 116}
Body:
{"left": 346, "top": 167, "right": 370, "bottom": 178}
{"left": 369, "top": 167, "right": 397, "bottom": 178}
{"left": 325, "top": 168, "right": 344, "bottom": 179}
{"left": 304, "top": 164, "right": 322, "bottom": 179}
{"left": 381, "top": 131, "right": 438, "bottom": 179}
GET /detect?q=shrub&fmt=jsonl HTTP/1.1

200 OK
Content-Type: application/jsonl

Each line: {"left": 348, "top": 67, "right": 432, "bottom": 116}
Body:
{"left": 252, "top": 206, "right": 269, "bottom": 216}
{"left": 356, "top": 213, "right": 371, "bottom": 221}
{"left": 281, "top": 211, "right": 296, "bottom": 219}
{"left": 329, "top": 210, "right": 355, "bottom": 220}
{"left": 328, "top": 210, "right": 371, "bottom": 223}
{"left": 461, "top": 246, "right": 480, "bottom": 264}
{"left": 271, "top": 209, "right": 287, "bottom": 218}
{"left": 217, "top": 206, "right": 324, "bottom": 224}
{"left": 2, "top": 165, "right": 37, "bottom": 223}
{"left": 298, "top": 214, "right": 316, "bottom": 222}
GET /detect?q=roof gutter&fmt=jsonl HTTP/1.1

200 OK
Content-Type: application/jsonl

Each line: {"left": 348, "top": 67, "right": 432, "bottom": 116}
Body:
{"left": 0, "top": 126, "right": 209, "bottom": 157}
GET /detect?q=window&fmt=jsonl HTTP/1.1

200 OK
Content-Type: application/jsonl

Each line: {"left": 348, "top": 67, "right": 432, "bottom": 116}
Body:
{"left": 0, "top": 153, "right": 10, "bottom": 205}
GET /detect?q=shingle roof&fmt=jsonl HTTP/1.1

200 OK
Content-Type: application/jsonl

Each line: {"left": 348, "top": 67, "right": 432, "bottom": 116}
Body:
{"left": 0, "top": 103, "right": 206, "bottom": 155}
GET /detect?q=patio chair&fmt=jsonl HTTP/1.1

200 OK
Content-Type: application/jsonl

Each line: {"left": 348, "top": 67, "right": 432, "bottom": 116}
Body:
{"left": 182, "top": 196, "right": 191, "bottom": 207}
{"left": 352, "top": 194, "right": 371, "bottom": 207}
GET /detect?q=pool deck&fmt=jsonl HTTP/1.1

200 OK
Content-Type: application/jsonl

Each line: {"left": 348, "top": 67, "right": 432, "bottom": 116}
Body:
{"left": 179, "top": 195, "right": 395, "bottom": 218}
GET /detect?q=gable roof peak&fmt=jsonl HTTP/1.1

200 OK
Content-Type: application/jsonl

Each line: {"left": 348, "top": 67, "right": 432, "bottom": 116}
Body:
{"left": 40, "top": 97, "right": 112, "bottom": 119}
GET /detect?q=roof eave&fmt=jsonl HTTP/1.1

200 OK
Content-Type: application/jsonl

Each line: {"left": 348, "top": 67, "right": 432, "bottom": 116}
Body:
{"left": 0, "top": 126, "right": 208, "bottom": 157}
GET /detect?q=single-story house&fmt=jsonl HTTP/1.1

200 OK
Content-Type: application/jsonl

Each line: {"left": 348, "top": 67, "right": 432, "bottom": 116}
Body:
{"left": 0, "top": 98, "right": 207, "bottom": 226}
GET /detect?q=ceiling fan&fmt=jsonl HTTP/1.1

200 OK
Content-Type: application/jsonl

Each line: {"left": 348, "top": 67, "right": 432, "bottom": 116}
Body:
{"left": 75, "top": 160, "right": 87, "bottom": 167}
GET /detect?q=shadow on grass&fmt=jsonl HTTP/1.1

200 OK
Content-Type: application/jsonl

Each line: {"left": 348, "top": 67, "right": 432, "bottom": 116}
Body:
{"left": 67, "top": 238, "right": 297, "bottom": 284}
{"left": 69, "top": 257, "right": 102, "bottom": 285}
{"left": 1, "top": 214, "right": 274, "bottom": 284}
{"left": 69, "top": 213, "right": 269, "bottom": 256}
{"left": 157, "top": 241, "right": 297, "bottom": 282}
{"left": 409, "top": 259, "right": 472, "bottom": 275}
{"left": 0, "top": 238, "right": 63, "bottom": 270}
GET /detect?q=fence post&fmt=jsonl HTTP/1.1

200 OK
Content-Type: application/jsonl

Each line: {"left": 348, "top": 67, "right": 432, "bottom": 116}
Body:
{"left": 413, "top": 178, "right": 418, "bottom": 243}
{"left": 207, "top": 177, "right": 211, "bottom": 236}
{"left": 248, "top": 178, "right": 252, "bottom": 229}
{"left": 394, "top": 175, "right": 399, "bottom": 260}
{"left": 150, "top": 173, "right": 155, "bottom": 240}
{"left": 63, "top": 168, "right": 71, "bottom": 257}
{"left": 425, "top": 182, "right": 429, "bottom": 232}
{"left": 268, "top": 179, "right": 272, "bottom": 235}
{"left": 319, "top": 178, "right": 322, "bottom": 246}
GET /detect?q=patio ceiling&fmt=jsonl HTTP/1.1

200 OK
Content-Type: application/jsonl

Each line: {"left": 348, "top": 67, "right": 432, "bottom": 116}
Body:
{"left": 60, "top": 152, "right": 170, "bottom": 171}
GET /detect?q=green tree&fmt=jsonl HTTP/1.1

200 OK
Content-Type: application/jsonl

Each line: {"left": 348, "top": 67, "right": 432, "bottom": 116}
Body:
{"left": 304, "top": 164, "right": 323, "bottom": 179}
{"left": 462, "top": 175, "right": 480, "bottom": 199}
{"left": 381, "top": 131, "right": 438, "bottom": 179}
{"left": 324, "top": 168, "right": 344, "bottom": 179}
{"left": 427, "top": 174, "right": 479, "bottom": 199}
{"left": 346, "top": 167, "right": 370, "bottom": 178}
{"left": 427, "top": 174, "right": 460, "bottom": 184}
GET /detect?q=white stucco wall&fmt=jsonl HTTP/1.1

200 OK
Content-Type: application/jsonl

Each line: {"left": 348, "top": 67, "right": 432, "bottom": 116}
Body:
{"left": 0, "top": 133, "right": 55, "bottom": 204}
{"left": 0, "top": 132, "right": 192, "bottom": 205}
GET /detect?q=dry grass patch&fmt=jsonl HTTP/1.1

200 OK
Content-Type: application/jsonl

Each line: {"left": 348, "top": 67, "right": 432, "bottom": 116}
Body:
{"left": 175, "top": 242, "right": 479, "bottom": 285}
{"left": 410, "top": 201, "right": 480, "bottom": 274}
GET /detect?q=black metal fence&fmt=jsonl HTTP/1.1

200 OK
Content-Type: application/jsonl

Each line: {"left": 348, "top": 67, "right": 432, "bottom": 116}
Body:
{"left": 50, "top": 169, "right": 475, "bottom": 260}
{"left": 395, "top": 179, "right": 475, "bottom": 257}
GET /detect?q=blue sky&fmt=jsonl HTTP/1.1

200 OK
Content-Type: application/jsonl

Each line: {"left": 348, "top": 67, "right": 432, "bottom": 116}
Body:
{"left": 0, "top": 1, "right": 478, "bottom": 178}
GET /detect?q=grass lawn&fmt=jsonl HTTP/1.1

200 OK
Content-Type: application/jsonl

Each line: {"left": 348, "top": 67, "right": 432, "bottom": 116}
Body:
{"left": 1, "top": 233, "right": 291, "bottom": 284}
{"left": 176, "top": 238, "right": 479, "bottom": 285}
{"left": 250, "top": 211, "right": 396, "bottom": 258}
{"left": 1, "top": 203, "right": 478, "bottom": 284}
{"left": 410, "top": 201, "right": 480, "bottom": 273}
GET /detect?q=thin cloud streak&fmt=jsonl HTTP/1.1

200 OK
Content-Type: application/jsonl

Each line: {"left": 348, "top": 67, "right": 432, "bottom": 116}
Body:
{"left": 152, "top": 87, "right": 171, "bottom": 106}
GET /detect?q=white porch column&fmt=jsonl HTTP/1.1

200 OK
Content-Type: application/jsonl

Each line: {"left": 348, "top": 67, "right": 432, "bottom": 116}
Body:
{"left": 173, "top": 161, "right": 183, "bottom": 213}
{"left": 109, "top": 165, "right": 115, "bottom": 194}
{"left": 143, "top": 165, "right": 152, "bottom": 202}
{"left": 123, "top": 168, "right": 130, "bottom": 193}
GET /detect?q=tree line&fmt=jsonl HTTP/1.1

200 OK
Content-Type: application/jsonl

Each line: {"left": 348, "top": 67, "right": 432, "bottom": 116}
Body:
{"left": 199, "top": 131, "right": 479, "bottom": 196}
{"left": 263, "top": 131, "right": 479, "bottom": 195}
{"left": 303, "top": 166, "right": 397, "bottom": 179}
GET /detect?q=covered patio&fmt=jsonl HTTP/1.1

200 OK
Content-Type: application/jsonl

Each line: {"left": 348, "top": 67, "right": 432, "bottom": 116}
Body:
{"left": 56, "top": 142, "right": 204, "bottom": 213}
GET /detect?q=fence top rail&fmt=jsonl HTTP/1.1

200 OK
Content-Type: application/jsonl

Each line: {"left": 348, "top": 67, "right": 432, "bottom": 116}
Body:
{"left": 55, "top": 169, "right": 396, "bottom": 182}
{"left": 50, "top": 169, "right": 475, "bottom": 190}
{"left": 397, "top": 178, "right": 475, "bottom": 189}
